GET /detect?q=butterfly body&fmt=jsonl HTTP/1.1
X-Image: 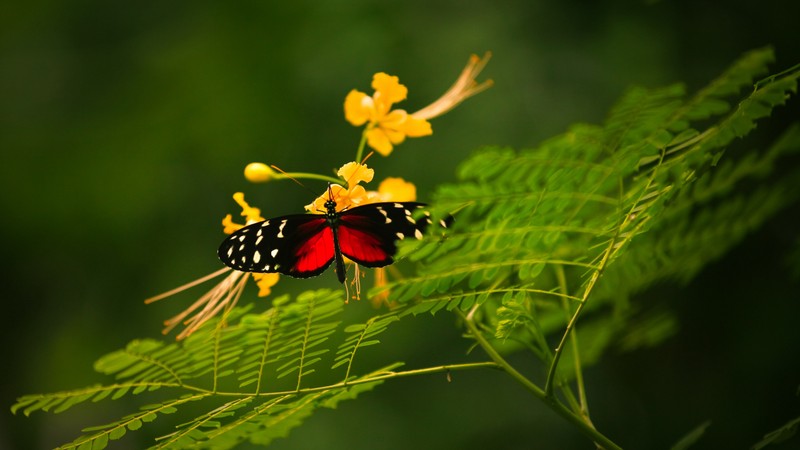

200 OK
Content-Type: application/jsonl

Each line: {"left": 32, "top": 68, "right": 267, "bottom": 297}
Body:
{"left": 218, "top": 198, "right": 440, "bottom": 283}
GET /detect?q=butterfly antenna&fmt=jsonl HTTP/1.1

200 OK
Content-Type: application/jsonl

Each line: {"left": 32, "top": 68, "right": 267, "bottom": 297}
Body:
{"left": 327, "top": 182, "right": 335, "bottom": 200}
{"left": 270, "top": 165, "right": 319, "bottom": 198}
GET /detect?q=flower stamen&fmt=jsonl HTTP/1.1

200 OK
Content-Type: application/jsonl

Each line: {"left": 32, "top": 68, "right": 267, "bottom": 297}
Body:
{"left": 413, "top": 52, "right": 493, "bottom": 120}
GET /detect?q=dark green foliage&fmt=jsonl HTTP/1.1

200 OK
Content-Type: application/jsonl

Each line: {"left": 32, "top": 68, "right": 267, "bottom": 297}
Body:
{"left": 670, "top": 421, "right": 712, "bottom": 450}
{"left": 388, "top": 48, "right": 799, "bottom": 380}
{"left": 11, "top": 48, "right": 800, "bottom": 449}
{"left": 752, "top": 415, "right": 800, "bottom": 449}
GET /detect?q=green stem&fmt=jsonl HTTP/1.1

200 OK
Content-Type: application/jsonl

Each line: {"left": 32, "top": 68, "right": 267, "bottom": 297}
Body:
{"left": 354, "top": 128, "right": 369, "bottom": 163}
{"left": 554, "top": 265, "right": 590, "bottom": 419}
{"left": 545, "top": 202, "right": 625, "bottom": 397}
{"left": 182, "top": 362, "right": 500, "bottom": 397}
{"left": 457, "top": 309, "right": 621, "bottom": 450}
{"left": 544, "top": 297, "right": 586, "bottom": 397}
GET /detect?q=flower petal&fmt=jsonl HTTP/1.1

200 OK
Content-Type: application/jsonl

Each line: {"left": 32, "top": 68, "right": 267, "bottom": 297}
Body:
{"left": 378, "top": 110, "right": 411, "bottom": 144}
{"left": 222, "top": 193, "right": 264, "bottom": 234}
{"left": 346, "top": 185, "right": 369, "bottom": 206}
{"left": 365, "top": 127, "right": 394, "bottom": 156}
{"left": 306, "top": 184, "right": 342, "bottom": 213}
{"left": 233, "top": 192, "right": 265, "bottom": 224}
{"left": 337, "top": 162, "right": 375, "bottom": 186}
{"left": 253, "top": 273, "right": 280, "bottom": 297}
{"left": 372, "top": 73, "right": 408, "bottom": 106}
{"left": 304, "top": 183, "right": 362, "bottom": 212}
{"left": 344, "top": 90, "right": 373, "bottom": 126}
{"left": 222, "top": 214, "right": 243, "bottom": 234}
{"left": 378, "top": 177, "right": 417, "bottom": 202}
{"left": 402, "top": 115, "right": 433, "bottom": 137}
{"left": 379, "top": 110, "right": 431, "bottom": 139}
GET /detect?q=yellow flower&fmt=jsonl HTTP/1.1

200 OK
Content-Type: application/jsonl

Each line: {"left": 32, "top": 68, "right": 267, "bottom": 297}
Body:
{"left": 222, "top": 192, "right": 264, "bottom": 233}
{"left": 343, "top": 53, "right": 492, "bottom": 157}
{"left": 305, "top": 183, "right": 367, "bottom": 213}
{"left": 345, "top": 73, "right": 433, "bottom": 156}
{"left": 304, "top": 162, "right": 421, "bottom": 213}
{"left": 304, "top": 161, "right": 378, "bottom": 212}
{"left": 253, "top": 272, "right": 280, "bottom": 296}
{"left": 146, "top": 193, "right": 280, "bottom": 340}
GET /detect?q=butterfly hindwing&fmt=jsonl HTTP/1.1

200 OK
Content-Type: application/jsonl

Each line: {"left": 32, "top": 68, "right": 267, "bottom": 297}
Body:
{"left": 217, "top": 214, "right": 335, "bottom": 278}
{"left": 337, "top": 202, "right": 432, "bottom": 267}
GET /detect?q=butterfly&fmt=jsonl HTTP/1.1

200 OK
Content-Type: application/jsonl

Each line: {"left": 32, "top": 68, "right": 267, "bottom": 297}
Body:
{"left": 217, "top": 191, "right": 450, "bottom": 283}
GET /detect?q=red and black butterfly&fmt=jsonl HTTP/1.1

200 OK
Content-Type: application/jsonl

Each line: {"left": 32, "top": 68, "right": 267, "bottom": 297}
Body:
{"left": 217, "top": 192, "right": 449, "bottom": 283}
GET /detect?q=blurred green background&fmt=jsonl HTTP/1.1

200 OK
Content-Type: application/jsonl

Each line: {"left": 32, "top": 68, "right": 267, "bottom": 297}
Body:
{"left": 2, "top": 1, "right": 799, "bottom": 449}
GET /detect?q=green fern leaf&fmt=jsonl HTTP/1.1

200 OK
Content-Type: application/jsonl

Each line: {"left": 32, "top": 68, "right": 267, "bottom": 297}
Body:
{"left": 384, "top": 49, "right": 800, "bottom": 380}
{"left": 12, "top": 289, "right": 400, "bottom": 448}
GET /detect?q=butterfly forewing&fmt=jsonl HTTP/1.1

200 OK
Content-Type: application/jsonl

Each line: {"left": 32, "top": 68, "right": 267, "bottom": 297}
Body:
{"left": 217, "top": 214, "right": 335, "bottom": 278}
{"left": 338, "top": 202, "right": 432, "bottom": 267}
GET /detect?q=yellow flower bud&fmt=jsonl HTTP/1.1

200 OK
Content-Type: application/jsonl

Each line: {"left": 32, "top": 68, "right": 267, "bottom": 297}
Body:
{"left": 244, "top": 162, "right": 275, "bottom": 183}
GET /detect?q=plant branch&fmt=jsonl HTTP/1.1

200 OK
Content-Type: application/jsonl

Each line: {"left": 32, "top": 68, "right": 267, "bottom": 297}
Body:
{"left": 554, "top": 264, "right": 592, "bottom": 422}
{"left": 456, "top": 309, "right": 622, "bottom": 450}
{"left": 196, "top": 362, "right": 500, "bottom": 397}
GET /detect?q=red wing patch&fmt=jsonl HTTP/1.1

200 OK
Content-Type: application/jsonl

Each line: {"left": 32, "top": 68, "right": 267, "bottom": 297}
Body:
{"left": 291, "top": 223, "right": 335, "bottom": 276}
{"left": 338, "top": 225, "right": 393, "bottom": 267}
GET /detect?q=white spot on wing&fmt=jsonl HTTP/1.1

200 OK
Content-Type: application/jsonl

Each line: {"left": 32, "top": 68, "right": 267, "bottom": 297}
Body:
{"left": 394, "top": 203, "right": 403, "bottom": 208}
{"left": 378, "top": 207, "right": 391, "bottom": 223}
{"left": 406, "top": 215, "right": 416, "bottom": 224}
{"left": 227, "top": 247, "right": 233, "bottom": 257}
{"left": 414, "top": 228, "right": 423, "bottom": 240}
{"left": 396, "top": 232, "right": 404, "bottom": 239}
{"left": 253, "top": 251, "right": 261, "bottom": 263}
{"left": 439, "top": 219, "right": 448, "bottom": 228}
{"left": 277, "top": 220, "right": 287, "bottom": 238}
{"left": 271, "top": 249, "right": 279, "bottom": 258}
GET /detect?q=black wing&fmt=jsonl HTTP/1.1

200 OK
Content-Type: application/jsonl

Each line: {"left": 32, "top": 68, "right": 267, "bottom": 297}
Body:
{"left": 337, "top": 202, "right": 436, "bottom": 267}
{"left": 217, "top": 214, "right": 336, "bottom": 279}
